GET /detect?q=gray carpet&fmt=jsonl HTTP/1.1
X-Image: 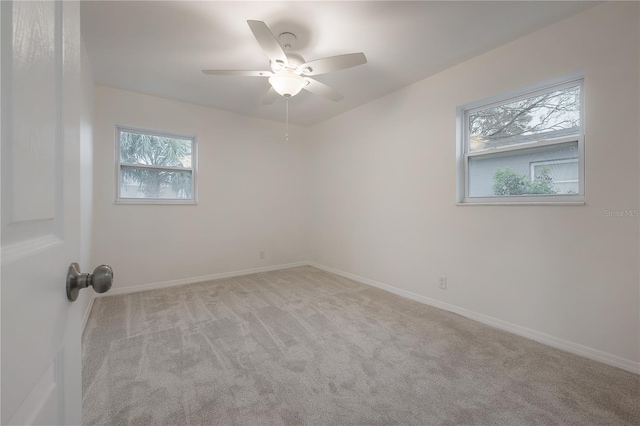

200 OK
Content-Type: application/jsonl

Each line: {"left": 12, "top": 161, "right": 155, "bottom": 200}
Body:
{"left": 82, "top": 266, "right": 639, "bottom": 425}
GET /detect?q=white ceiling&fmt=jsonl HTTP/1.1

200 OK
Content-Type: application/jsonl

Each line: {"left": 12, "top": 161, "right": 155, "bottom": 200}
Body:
{"left": 81, "top": 1, "right": 596, "bottom": 127}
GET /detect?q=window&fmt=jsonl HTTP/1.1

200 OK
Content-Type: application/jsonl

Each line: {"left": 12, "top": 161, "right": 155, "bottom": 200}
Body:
{"left": 457, "top": 74, "right": 584, "bottom": 204}
{"left": 116, "top": 126, "right": 197, "bottom": 204}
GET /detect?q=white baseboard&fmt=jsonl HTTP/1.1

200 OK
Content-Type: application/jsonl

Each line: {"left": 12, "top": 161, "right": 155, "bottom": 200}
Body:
{"left": 81, "top": 293, "right": 95, "bottom": 335}
{"left": 101, "top": 261, "right": 309, "bottom": 297}
{"left": 307, "top": 261, "right": 640, "bottom": 375}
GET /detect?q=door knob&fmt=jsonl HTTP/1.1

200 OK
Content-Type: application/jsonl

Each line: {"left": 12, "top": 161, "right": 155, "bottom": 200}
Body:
{"left": 66, "top": 263, "right": 113, "bottom": 301}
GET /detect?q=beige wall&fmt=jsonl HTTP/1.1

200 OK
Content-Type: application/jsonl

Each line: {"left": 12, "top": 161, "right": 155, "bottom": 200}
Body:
{"left": 92, "top": 87, "right": 310, "bottom": 289}
{"left": 308, "top": 2, "right": 639, "bottom": 366}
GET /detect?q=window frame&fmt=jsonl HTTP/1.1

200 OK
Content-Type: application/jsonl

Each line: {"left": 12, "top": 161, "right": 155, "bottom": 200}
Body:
{"left": 115, "top": 125, "right": 198, "bottom": 205}
{"left": 456, "top": 72, "right": 585, "bottom": 205}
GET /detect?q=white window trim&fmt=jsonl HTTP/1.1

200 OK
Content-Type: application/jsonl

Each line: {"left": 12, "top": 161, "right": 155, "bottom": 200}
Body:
{"left": 115, "top": 125, "right": 198, "bottom": 205}
{"left": 456, "top": 72, "right": 585, "bottom": 206}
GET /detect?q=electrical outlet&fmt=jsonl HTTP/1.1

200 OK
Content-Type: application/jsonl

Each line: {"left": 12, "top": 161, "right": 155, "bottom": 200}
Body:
{"left": 439, "top": 276, "right": 447, "bottom": 290}
{"left": 259, "top": 251, "right": 265, "bottom": 259}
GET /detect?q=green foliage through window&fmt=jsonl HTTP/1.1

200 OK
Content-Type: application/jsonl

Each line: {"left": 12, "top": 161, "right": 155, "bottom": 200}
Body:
{"left": 119, "top": 130, "right": 193, "bottom": 200}
{"left": 492, "top": 167, "right": 556, "bottom": 196}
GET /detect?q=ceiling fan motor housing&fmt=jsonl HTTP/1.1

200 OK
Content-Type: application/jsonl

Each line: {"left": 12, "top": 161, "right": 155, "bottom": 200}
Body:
{"left": 270, "top": 52, "right": 305, "bottom": 74}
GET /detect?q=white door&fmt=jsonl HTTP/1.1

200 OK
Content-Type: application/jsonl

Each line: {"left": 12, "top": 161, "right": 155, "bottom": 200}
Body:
{"left": 2, "top": 1, "right": 84, "bottom": 424}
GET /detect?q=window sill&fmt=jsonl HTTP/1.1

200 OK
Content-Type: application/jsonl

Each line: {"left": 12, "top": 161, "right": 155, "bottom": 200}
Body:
{"left": 456, "top": 201, "right": 585, "bottom": 206}
{"left": 115, "top": 199, "right": 198, "bottom": 205}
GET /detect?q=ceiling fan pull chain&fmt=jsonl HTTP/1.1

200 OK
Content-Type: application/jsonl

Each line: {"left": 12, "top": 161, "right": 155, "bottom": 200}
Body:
{"left": 285, "top": 97, "right": 289, "bottom": 141}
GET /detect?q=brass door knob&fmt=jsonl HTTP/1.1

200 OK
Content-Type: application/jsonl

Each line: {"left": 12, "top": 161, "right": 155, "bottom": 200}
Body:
{"left": 66, "top": 263, "right": 113, "bottom": 301}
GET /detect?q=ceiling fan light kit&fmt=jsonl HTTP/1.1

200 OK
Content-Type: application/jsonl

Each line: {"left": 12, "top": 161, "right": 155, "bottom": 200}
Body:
{"left": 268, "top": 71, "right": 308, "bottom": 97}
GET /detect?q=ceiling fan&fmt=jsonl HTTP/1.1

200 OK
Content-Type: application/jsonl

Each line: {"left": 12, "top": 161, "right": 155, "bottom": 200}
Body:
{"left": 202, "top": 20, "right": 367, "bottom": 104}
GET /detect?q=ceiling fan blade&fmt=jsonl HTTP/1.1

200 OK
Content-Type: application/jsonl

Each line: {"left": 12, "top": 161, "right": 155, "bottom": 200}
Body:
{"left": 262, "top": 87, "right": 279, "bottom": 105}
{"left": 202, "top": 70, "right": 272, "bottom": 77}
{"left": 247, "top": 20, "right": 288, "bottom": 66}
{"left": 303, "top": 78, "right": 344, "bottom": 102}
{"left": 301, "top": 53, "right": 367, "bottom": 76}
